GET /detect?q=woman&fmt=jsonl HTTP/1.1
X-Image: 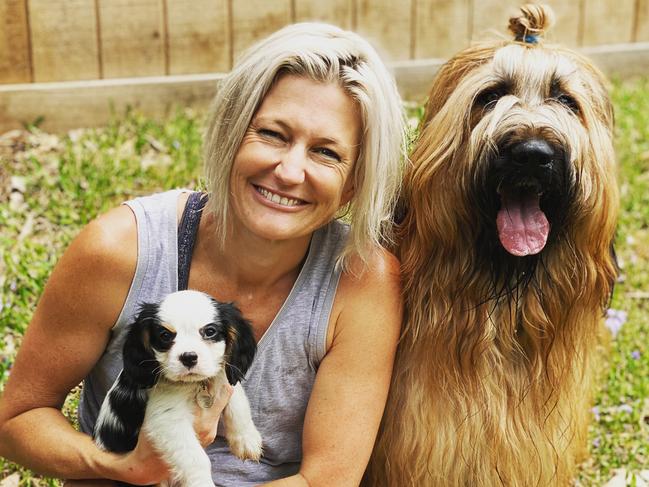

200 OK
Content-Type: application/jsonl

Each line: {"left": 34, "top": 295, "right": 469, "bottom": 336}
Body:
{"left": 0, "top": 23, "right": 405, "bottom": 486}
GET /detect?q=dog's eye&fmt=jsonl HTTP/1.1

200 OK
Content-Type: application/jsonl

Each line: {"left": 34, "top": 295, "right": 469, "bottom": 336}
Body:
{"left": 157, "top": 327, "right": 174, "bottom": 344}
{"left": 556, "top": 93, "right": 579, "bottom": 114}
{"left": 475, "top": 87, "right": 508, "bottom": 110}
{"left": 201, "top": 324, "right": 219, "bottom": 340}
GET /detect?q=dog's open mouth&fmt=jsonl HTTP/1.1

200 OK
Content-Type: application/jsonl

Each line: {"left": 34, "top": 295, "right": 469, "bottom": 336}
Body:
{"left": 496, "top": 185, "right": 550, "bottom": 256}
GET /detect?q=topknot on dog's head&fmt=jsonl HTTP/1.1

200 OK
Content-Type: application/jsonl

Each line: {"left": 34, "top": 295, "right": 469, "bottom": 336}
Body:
{"left": 508, "top": 4, "right": 555, "bottom": 44}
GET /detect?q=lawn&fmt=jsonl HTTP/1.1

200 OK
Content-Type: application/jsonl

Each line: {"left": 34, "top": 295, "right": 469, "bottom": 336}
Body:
{"left": 0, "top": 79, "right": 648, "bottom": 486}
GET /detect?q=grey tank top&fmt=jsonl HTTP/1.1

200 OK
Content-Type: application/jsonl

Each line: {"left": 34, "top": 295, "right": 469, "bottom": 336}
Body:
{"left": 77, "top": 189, "right": 349, "bottom": 486}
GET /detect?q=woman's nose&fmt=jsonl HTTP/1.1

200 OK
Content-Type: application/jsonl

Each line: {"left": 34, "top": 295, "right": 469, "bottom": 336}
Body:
{"left": 274, "top": 147, "right": 306, "bottom": 185}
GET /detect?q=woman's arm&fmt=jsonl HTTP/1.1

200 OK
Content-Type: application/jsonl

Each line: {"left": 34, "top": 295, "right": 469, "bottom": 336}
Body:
{"left": 266, "top": 248, "right": 402, "bottom": 487}
{"left": 0, "top": 206, "right": 170, "bottom": 484}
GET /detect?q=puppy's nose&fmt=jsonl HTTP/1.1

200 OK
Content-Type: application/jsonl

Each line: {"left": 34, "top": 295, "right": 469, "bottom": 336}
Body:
{"left": 179, "top": 351, "right": 198, "bottom": 369}
{"left": 511, "top": 139, "right": 554, "bottom": 168}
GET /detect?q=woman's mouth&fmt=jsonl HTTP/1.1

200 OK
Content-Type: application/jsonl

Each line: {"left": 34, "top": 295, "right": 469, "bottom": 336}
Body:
{"left": 255, "top": 185, "right": 305, "bottom": 207}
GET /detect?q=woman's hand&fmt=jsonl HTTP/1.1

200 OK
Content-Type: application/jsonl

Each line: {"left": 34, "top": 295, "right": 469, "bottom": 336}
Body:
{"left": 193, "top": 381, "right": 234, "bottom": 447}
{"left": 111, "top": 430, "right": 171, "bottom": 486}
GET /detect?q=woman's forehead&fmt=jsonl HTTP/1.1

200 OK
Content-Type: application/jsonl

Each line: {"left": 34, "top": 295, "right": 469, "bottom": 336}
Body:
{"left": 255, "top": 74, "right": 361, "bottom": 145}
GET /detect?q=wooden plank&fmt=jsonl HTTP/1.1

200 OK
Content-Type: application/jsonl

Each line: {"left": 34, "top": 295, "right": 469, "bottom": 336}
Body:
{"left": 541, "top": 0, "right": 581, "bottom": 46}
{"left": 471, "top": 0, "right": 524, "bottom": 42}
{"left": 0, "top": 0, "right": 31, "bottom": 84}
{"left": 231, "top": 0, "right": 292, "bottom": 62}
{"left": 98, "top": 0, "right": 166, "bottom": 78}
{"left": 582, "top": 0, "right": 635, "bottom": 45}
{"left": 355, "top": 0, "right": 413, "bottom": 61}
{"left": 29, "top": 0, "right": 99, "bottom": 82}
{"left": 472, "top": 0, "right": 580, "bottom": 47}
{"left": 166, "top": 0, "right": 230, "bottom": 74}
{"left": 294, "top": 0, "right": 354, "bottom": 29}
{"left": 414, "top": 0, "right": 470, "bottom": 59}
{"left": 2, "top": 43, "right": 647, "bottom": 133}
{"left": 0, "top": 73, "right": 225, "bottom": 133}
{"left": 636, "top": 0, "right": 649, "bottom": 41}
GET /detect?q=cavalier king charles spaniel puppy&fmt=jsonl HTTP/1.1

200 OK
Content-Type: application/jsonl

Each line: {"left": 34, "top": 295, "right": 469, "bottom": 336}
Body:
{"left": 93, "top": 290, "right": 261, "bottom": 486}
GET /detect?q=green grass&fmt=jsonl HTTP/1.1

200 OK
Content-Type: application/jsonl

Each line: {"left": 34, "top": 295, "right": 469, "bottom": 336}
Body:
{"left": 1, "top": 80, "right": 648, "bottom": 485}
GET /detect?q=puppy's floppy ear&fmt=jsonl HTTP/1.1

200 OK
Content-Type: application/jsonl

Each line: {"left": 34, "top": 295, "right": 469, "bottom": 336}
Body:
{"left": 217, "top": 301, "right": 257, "bottom": 386}
{"left": 122, "top": 303, "right": 161, "bottom": 388}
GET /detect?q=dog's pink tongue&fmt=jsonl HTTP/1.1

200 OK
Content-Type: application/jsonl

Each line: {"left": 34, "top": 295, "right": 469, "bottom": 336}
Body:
{"left": 497, "top": 193, "right": 549, "bottom": 256}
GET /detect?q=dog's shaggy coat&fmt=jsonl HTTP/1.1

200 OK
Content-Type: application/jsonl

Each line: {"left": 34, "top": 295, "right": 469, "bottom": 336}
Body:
{"left": 366, "top": 5, "right": 618, "bottom": 486}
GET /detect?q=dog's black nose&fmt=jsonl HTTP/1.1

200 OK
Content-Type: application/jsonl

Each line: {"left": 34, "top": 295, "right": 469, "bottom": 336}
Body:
{"left": 179, "top": 351, "right": 198, "bottom": 369}
{"left": 511, "top": 139, "right": 555, "bottom": 168}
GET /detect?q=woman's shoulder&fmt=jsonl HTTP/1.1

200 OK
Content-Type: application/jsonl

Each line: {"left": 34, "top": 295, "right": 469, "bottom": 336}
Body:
{"left": 327, "top": 245, "right": 401, "bottom": 351}
{"left": 68, "top": 204, "right": 138, "bottom": 287}
{"left": 334, "top": 247, "right": 401, "bottom": 324}
{"left": 340, "top": 247, "right": 400, "bottom": 292}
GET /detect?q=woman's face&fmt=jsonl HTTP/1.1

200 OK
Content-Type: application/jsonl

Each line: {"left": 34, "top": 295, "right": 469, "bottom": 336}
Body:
{"left": 229, "top": 74, "right": 361, "bottom": 243}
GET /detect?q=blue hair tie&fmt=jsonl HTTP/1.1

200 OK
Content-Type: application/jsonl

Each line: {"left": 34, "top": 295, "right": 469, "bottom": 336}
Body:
{"left": 524, "top": 34, "right": 539, "bottom": 44}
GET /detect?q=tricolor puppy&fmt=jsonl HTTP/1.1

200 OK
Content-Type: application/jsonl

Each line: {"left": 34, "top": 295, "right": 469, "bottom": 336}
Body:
{"left": 93, "top": 290, "right": 261, "bottom": 487}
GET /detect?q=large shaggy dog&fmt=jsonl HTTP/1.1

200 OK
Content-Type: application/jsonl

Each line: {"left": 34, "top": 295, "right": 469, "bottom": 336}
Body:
{"left": 367, "top": 5, "right": 618, "bottom": 486}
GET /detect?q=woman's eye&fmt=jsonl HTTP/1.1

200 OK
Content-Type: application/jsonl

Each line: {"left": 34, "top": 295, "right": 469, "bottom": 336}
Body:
{"left": 258, "top": 129, "right": 284, "bottom": 140}
{"left": 201, "top": 325, "right": 218, "bottom": 339}
{"left": 314, "top": 147, "right": 341, "bottom": 161}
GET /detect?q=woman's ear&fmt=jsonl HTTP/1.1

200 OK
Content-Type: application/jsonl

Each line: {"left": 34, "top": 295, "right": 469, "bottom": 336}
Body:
{"left": 218, "top": 302, "right": 257, "bottom": 386}
{"left": 122, "top": 303, "right": 161, "bottom": 388}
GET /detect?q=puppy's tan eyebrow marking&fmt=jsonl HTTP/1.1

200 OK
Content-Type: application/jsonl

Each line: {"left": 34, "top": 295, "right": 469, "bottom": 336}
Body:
{"left": 160, "top": 322, "right": 176, "bottom": 333}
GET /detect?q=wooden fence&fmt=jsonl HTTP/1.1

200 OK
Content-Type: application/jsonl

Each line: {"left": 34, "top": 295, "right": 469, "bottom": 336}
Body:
{"left": 1, "top": 0, "right": 648, "bottom": 85}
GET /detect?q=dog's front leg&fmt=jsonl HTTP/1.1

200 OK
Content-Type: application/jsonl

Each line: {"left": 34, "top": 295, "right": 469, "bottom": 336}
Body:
{"left": 143, "top": 386, "right": 214, "bottom": 487}
{"left": 219, "top": 374, "right": 262, "bottom": 461}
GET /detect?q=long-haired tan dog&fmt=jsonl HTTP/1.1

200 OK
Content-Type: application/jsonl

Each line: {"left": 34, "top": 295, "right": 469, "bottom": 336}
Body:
{"left": 366, "top": 5, "right": 618, "bottom": 486}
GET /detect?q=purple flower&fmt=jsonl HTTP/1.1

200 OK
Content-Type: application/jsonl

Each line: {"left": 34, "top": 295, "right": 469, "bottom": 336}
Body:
{"left": 592, "top": 437, "right": 601, "bottom": 448}
{"left": 605, "top": 309, "right": 628, "bottom": 338}
{"left": 631, "top": 350, "right": 641, "bottom": 360}
{"left": 618, "top": 404, "right": 633, "bottom": 414}
{"left": 591, "top": 406, "right": 600, "bottom": 422}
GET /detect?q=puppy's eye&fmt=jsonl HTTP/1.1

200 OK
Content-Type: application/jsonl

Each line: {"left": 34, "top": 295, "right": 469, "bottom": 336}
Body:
{"left": 201, "top": 324, "right": 219, "bottom": 340}
{"left": 157, "top": 327, "right": 175, "bottom": 344}
{"left": 556, "top": 93, "right": 579, "bottom": 114}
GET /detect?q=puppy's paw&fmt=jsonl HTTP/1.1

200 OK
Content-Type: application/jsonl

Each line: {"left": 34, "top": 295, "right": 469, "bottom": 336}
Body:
{"left": 227, "top": 426, "right": 263, "bottom": 461}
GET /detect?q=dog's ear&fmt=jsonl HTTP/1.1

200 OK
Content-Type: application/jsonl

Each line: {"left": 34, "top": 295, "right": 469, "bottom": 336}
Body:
{"left": 218, "top": 302, "right": 257, "bottom": 386}
{"left": 122, "top": 303, "right": 161, "bottom": 388}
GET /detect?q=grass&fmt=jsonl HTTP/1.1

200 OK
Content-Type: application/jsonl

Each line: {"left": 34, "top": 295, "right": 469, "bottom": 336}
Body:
{"left": 1, "top": 79, "right": 648, "bottom": 485}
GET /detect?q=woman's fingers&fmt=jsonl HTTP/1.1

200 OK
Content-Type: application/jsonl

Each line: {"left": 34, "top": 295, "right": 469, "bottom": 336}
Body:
{"left": 193, "top": 382, "right": 234, "bottom": 447}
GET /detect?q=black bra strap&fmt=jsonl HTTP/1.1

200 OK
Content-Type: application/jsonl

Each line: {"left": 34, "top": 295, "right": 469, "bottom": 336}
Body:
{"left": 177, "top": 192, "right": 208, "bottom": 291}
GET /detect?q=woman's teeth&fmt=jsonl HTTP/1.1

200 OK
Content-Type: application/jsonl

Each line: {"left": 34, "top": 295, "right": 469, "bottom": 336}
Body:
{"left": 257, "top": 187, "right": 302, "bottom": 207}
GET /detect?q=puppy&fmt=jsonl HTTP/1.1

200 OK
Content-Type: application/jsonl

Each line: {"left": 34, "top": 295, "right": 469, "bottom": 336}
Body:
{"left": 93, "top": 290, "right": 262, "bottom": 487}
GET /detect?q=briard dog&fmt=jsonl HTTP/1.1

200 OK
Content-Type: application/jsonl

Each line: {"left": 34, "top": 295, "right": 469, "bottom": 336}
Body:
{"left": 366, "top": 4, "right": 618, "bottom": 486}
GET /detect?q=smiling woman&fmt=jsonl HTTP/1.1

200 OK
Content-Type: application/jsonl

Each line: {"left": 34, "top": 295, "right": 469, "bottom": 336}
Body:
{"left": 230, "top": 75, "right": 360, "bottom": 243}
{"left": 0, "top": 22, "right": 407, "bottom": 487}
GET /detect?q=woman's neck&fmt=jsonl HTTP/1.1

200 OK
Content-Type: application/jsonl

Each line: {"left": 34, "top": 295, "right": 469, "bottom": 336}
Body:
{"left": 198, "top": 212, "right": 312, "bottom": 291}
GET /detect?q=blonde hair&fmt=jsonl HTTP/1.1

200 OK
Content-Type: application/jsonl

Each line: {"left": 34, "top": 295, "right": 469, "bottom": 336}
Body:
{"left": 203, "top": 22, "right": 406, "bottom": 267}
